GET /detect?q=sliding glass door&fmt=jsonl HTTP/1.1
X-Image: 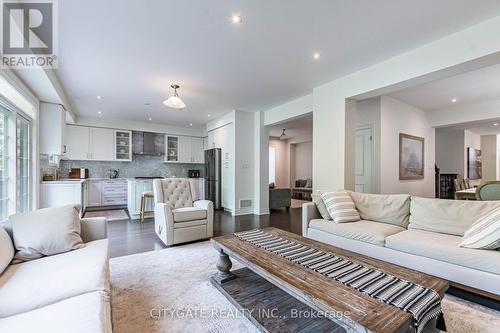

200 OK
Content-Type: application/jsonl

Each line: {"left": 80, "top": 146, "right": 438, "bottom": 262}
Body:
{"left": 0, "top": 100, "right": 32, "bottom": 221}
{"left": 0, "top": 110, "right": 8, "bottom": 221}
{"left": 16, "top": 116, "right": 30, "bottom": 213}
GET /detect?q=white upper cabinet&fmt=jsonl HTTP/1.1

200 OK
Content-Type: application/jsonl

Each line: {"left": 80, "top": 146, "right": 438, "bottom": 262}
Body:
{"left": 90, "top": 127, "right": 114, "bottom": 161}
{"left": 65, "top": 125, "right": 131, "bottom": 162}
{"left": 65, "top": 125, "right": 91, "bottom": 160}
{"left": 165, "top": 135, "right": 203, "bottom": 163}
{"left": 114, "top": 130, "right": 132, "bottom": 161}
{"left": 179, "top": 136, "right": 192, "bottom": 163}
{"left": 165, "top": 135, "right": 179, "bottom": 162}
{"left": 191, "top": 137, "right": 204, "bottom": 163}
{"left": 40, "top": 103, "right": 66, "bottom": 155}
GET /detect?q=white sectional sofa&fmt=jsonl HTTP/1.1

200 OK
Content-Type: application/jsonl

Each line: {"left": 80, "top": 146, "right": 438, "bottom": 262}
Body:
{"left": 0, "top": 217, "right": 112, "bottom": 333}
{"left": 303, "top": 192, "right": 500, "bottom": 298}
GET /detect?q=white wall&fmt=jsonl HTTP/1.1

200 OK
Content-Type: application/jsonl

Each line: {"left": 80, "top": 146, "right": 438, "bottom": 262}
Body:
{"left": 435, "top": 129, "right": 465, "bottom": 178}
{"left": 353, "top": 96, "right": 435, "bottom": 197}
{"left": 481, "top": 135, "right": 498, "bottom": 181}
{"left": 264, "top": 94, "right": 313, "bottom": 126}
{"left": 293, "top": 141, "right": 312, "bottom": 180}
{"left": 234, "top": 111, "right": 256, "bottom": 215}
{"left": 254, "top": 112, "right": 269, "bottom": 215}
{"left": 269, "top": 138, "right": 289, "bottom": 188}
{"left": 429, "top": 98, "right": 500, "bottom": 128}
{"left": 378, "top": 96, "right": 435, "bottom": 197}
{"left": 206, "top": 110, "right": 262, "bottom": 216}
{"left": 261, "top": 15, "right": 500, "bottom": 192}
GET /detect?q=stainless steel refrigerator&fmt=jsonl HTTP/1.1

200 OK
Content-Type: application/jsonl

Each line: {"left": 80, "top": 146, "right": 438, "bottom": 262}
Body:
{"left": 205, "top": 148, "right": 222, "bottom": 210}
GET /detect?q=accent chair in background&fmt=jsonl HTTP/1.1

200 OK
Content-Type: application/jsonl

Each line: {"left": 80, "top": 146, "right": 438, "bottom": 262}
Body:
{"left": 153, "top": 178, "right": 213, "bottom": 246}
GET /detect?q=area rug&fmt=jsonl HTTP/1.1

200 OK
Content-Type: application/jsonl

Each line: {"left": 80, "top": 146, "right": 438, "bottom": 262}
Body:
{"left": 84, "top": 209, "right": 129, "bottom": 221}
{"left": 110, "top": 241, "right": 500, "bottom": 333}
{"left": 291, "top": 199, "right": 310, "bottom": 209}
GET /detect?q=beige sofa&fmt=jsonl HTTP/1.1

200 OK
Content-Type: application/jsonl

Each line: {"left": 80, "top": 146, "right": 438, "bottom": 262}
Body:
{"left": 0, "top": 217, "right": 111, "bottom": 332}
{"left": 303, "top": 193, "right": 500, "bottom": 298}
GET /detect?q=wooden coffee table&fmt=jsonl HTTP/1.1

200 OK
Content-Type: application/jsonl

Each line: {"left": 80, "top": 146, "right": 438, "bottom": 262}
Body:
{"left": 210, "top": 227, "right": 448, "bottom": 333}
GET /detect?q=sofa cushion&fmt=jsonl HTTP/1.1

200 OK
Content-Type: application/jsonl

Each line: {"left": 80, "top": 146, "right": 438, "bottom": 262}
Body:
{"left": 460, "top": 207, "right": 500, "bottom": 250}
{"left": 349, "top": 192, "right": 410, "bottom": 228}
{"left": 0, "top": 291, "right": 112, "bottom": 333}
{"left": 0, "top": 239, "right": 109, "bottom": 318}
{"left": 321, "top": 191, "right": 360, "bottom": 223}
{"left": 409, "top": 197, "right": 500, "bottom": 236}
{"left": 385, "top": 229, "right": 500, "bottom": 275}
{"left": 172, "top": 207, "right": 207, "bottom": 222}
{"left": 0, "top": 227, "right": 14, "bottom": 274}
{"left": 311, "top": 192, "right": 331, "bottom": 220}
{"left": 11, "top": 204, "right": 84, "bottom": 262}
{"left": 308, "top": 219, "right": 405, "bottom": 246}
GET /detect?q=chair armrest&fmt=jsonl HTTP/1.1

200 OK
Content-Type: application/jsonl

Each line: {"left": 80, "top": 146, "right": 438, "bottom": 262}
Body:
{"left": 302, "top": 202, "right": 320, "bottom": 237}
{"left": 194, "top": 200, "right": 214, "bottom": 238}
{"left": 154, "top": 202, "right": 175, "bottom": 245}
{"left": 80, "top": 217, "right": 107, "bottom": 242}
{"left": 193, "top": 200, "right": 213, "bottom": 210}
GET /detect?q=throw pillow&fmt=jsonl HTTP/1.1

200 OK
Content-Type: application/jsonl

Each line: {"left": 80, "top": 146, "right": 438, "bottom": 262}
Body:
{"left": 311, "top": 192, "right": 331, "bottom": 220}
{"left": 320, "top": 191, "right": 360, "bottom": 223}
{"left": 0, "top": 226, "right": 14, "bottom": 274}
{"left": 11, "top": 204, "right": 85, "bottom": 262}
{"left": 460, "top": 207, "right": 500, "bottom": 250}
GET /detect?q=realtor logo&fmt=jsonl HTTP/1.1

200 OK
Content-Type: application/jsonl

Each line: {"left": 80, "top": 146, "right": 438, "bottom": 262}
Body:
{"left": 1, "top": 0, "right": 58, "bottom": 68}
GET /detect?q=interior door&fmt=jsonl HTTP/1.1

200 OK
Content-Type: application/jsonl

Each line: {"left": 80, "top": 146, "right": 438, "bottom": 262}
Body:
{"left": 90, "top": 127, "right": 114, "bottom": 161}
{"left": 355, "top": 127, "right": 373, "bottom": 193}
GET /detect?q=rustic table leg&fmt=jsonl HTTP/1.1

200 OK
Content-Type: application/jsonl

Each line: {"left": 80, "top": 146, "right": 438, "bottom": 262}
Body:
{"left": 213, "top": 249, "right": 236, "bottom": 284}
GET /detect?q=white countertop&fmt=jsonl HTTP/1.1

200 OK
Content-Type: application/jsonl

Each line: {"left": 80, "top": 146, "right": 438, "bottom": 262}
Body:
{"left": 41, "top": 177, "right": 204, "bottom": 184}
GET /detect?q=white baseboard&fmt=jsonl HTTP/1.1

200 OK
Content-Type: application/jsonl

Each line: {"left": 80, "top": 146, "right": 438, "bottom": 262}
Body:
{"left": 233, "top": 207, "right": 254, "bottom": 216}
{"left": 254, "top": 208, "right": 270, "bottom": 215}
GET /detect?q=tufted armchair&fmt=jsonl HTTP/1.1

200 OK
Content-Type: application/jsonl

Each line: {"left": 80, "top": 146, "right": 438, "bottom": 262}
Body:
{"left": 153, "top": 178, "right": 214, "bottom": 246}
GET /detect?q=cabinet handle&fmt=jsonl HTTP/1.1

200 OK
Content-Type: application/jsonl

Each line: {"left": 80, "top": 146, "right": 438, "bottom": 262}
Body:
{"left": 63, "top": 145, "right": 67, "bottom": 154}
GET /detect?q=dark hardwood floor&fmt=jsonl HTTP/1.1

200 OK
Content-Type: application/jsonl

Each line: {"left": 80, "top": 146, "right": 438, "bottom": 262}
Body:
{"left": 107, "top": 208, "right": 302, "bottom": 259}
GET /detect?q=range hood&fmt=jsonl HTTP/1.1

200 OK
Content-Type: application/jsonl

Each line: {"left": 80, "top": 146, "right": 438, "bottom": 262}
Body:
{"left": 132, "top": 131, "right": 165, "bottom": 156}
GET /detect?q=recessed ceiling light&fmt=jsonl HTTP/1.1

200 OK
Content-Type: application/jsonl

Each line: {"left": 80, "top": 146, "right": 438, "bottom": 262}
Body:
{"left": 313, "top": 52, "right": 320, "bottom": 60}
{"left": 189, "top": 123, "right": 193, "bottom": 127}
{"left": 231, "top": 14, "right": 242, "bottom": 24}
{"left": 148, "top": 117, "right": 152, "bottom": 121}
{"left": 207, "top": 114, "right": 211, "bottom": 117}
{"left": 451, "top": 98, "right": 457, "bottom": 103}
{"left": 97, "top": 96, "right": 102, "bottom": 100}
{"left": 494, "top": 123, "right": 499, "bottom": 127}
{"left": 97, "top": 111, "right": 102, "bottom": 114}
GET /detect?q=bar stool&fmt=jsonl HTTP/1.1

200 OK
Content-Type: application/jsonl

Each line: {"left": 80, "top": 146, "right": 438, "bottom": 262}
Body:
{"left": 140, "top": 191, "right": 154, "bottom": 222}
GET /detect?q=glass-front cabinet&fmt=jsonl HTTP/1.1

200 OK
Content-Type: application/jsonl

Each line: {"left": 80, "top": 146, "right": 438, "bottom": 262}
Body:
{"left": 114, "top": 130, "right": 132, "bottom": 161}
{"left": 166, "top": 135, "right": 179, "bottom": 162}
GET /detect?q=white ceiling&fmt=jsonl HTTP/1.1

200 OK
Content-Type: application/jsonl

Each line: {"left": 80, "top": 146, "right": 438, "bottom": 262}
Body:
{"left": 439, "top": 119, "right": 500, "bottom": 136}
{"left": 56, "top": 0, "right": 500, "bottom": 128}
{"left": 390, "top": 62, "right": 500, "bottom": 111}
{"left": 269, "top": 114, "right": 312, "bottom": 138}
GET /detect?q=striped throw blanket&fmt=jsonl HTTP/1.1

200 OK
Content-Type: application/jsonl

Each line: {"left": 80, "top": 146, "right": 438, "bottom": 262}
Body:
{"left": 235, "top": 229, "right": 445, "bottom": 333}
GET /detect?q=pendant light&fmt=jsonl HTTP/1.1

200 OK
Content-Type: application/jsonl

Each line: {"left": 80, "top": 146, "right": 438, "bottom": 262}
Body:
{"left": 163, "top": 84, "right": 186, "bottom": 109}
